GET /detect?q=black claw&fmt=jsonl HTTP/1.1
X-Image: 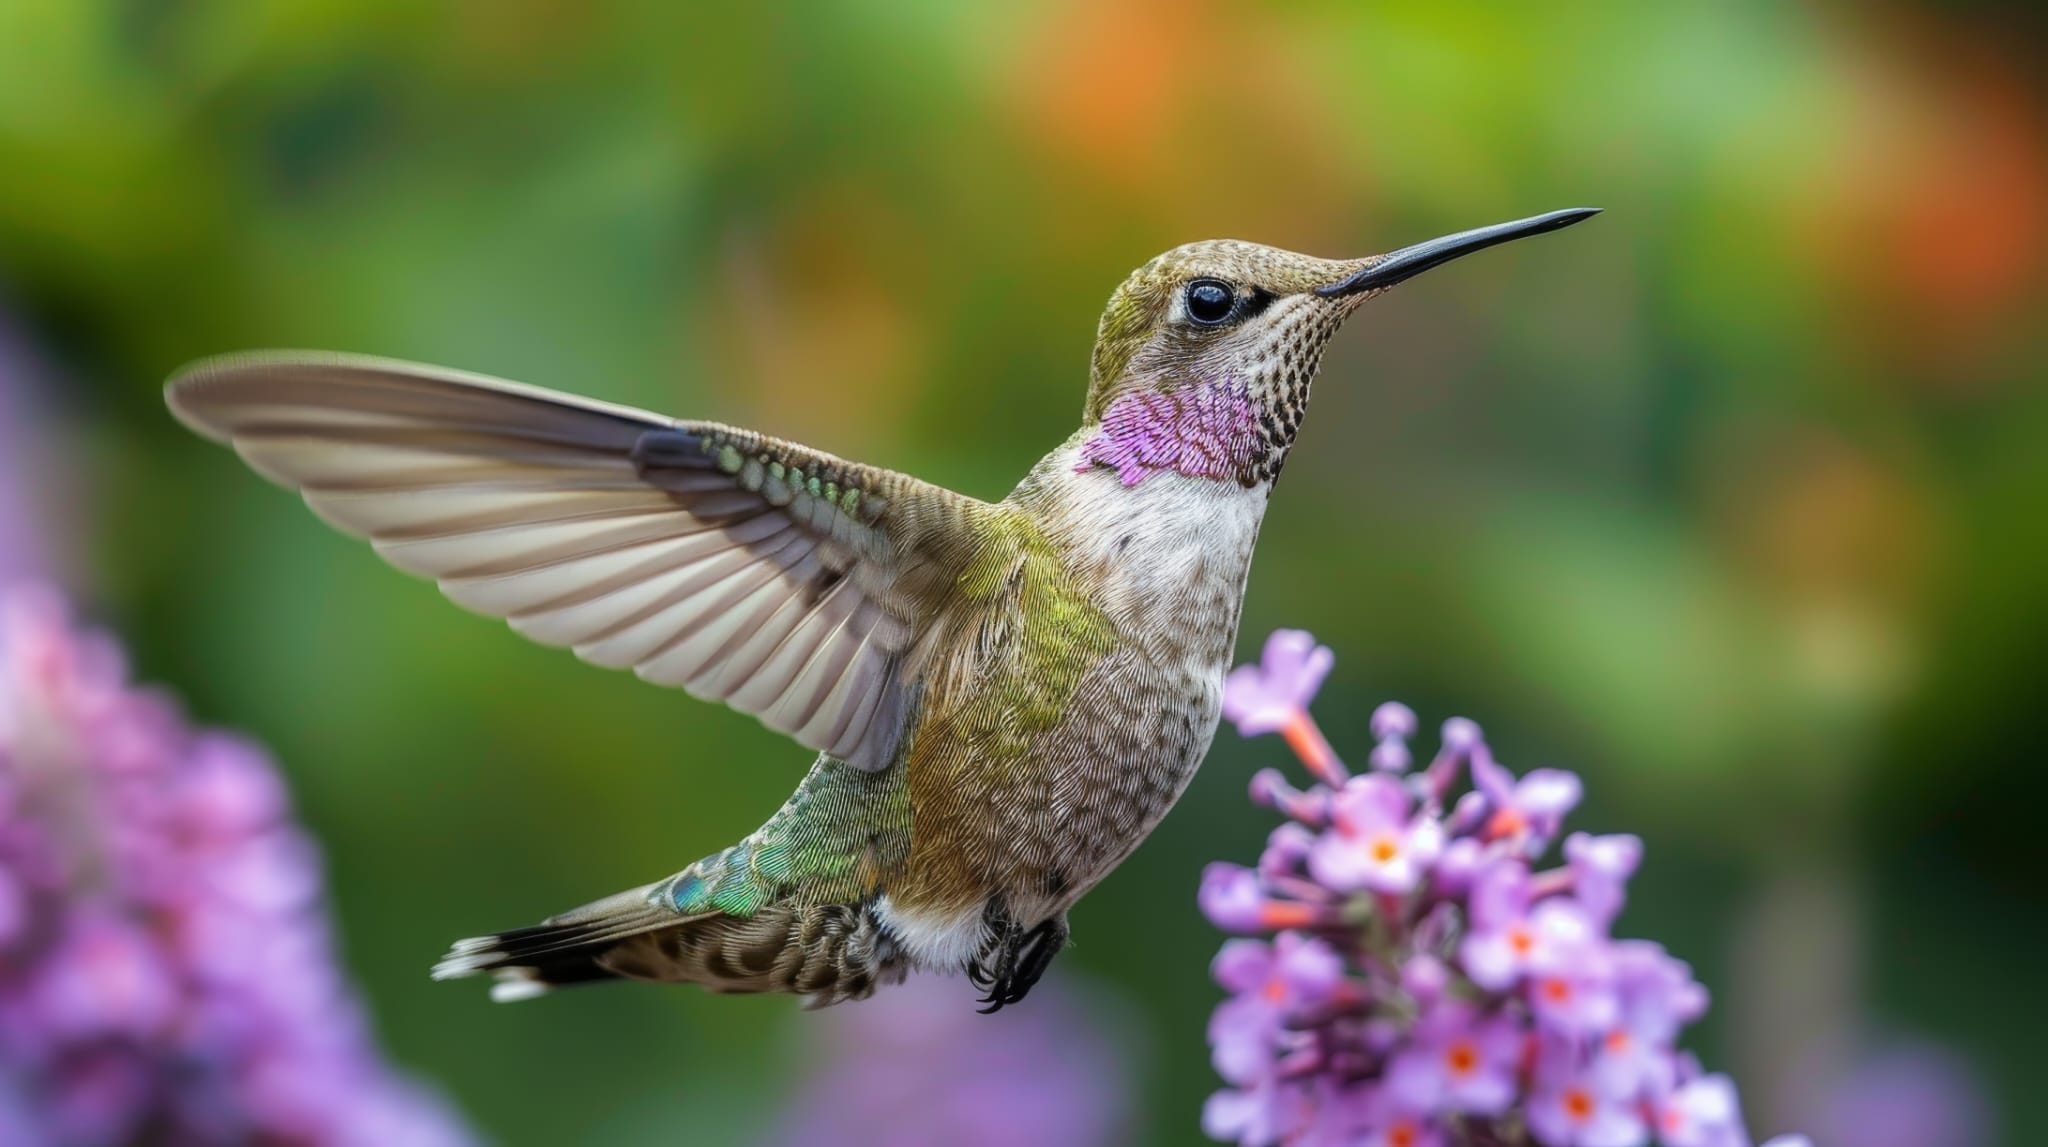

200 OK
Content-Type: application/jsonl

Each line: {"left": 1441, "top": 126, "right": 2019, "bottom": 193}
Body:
{"left": 973, "top": 917, "right": 1067, "bottom": 1014}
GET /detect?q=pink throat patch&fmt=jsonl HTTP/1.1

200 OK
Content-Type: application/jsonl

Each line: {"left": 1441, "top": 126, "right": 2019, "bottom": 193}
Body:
{"left": 1076, "top": 381, "right": 1265, "bottom": 487}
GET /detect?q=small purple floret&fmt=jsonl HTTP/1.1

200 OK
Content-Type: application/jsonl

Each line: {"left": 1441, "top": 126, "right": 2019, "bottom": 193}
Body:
{"left": 1567, "top": 832, "right": 1644, "bottom": 928}
{"left": 1371, "top": 701, "right": 1417, "bottom": 740}
{"left": 1309, "top": 774, "right": 1443, "bottom": 894}
{"left": 1207, "top": 932, "right": 1345, "bottom": 1086}
{"left": 1441, "top": 717, "right": 1483, "bottom": 753}
{"left": 1199, "top": 863, "right": 1273, "bottom": 933}
{"left": 1385, "top": 1000, "right": 1522, "bottom": 1117}
{"left": 1222, "top": 630, "right": 1334, "bottom": 737}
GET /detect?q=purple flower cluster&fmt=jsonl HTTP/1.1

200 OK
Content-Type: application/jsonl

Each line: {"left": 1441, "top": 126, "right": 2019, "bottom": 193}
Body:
{"left": 0, "top": 587, "right": 474, "bottom": 1146}
{"left": 1200, "top": 631, "right": 1809, "bottom": 1147}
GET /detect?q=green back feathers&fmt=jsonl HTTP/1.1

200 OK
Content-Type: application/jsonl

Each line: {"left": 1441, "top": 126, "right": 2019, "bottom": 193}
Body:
{"left": 946, "top": 507, "right": 1117, "bottom": 763}
{"left": 884, "top": 506, "right": 1117, "bottom": 907}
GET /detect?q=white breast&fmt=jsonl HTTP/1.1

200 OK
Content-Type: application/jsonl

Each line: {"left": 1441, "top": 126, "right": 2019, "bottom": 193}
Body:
{"left": 1045, "top": 443, "right": 1272, "bottom": 632}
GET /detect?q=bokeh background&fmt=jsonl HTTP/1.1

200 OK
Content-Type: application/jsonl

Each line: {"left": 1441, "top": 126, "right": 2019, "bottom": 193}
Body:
{"left": 2, "top": 1, "right": 2043, "bottom": 1143}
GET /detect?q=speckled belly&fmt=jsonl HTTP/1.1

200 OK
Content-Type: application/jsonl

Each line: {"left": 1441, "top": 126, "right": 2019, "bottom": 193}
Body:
{"left": 1039, "top": 646, "right": 1229, "bottom": 909}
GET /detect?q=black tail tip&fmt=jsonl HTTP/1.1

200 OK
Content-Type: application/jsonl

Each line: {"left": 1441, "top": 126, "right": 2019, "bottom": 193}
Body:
{"left": 432, "top": 885, "right": 679, "bottom": 1001}
{"left": 428, "top": 933, "right": 618, "bottom": 1003}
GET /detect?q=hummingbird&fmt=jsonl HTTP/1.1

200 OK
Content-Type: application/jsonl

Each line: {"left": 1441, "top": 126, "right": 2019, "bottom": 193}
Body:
{"left": 166, "top": 208, "right": 1598, "bottom": 1011}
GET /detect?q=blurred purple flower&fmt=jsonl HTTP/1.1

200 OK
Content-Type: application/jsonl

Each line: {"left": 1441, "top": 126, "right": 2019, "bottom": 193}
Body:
{"left": 1198, "top": 628, "right": 1810, "bottom": 1147}
{"left": 0, "top": 588, "right": 475, "bottom": 1146}
{"left": 768, "top": 970, "right": 1139, "bottom": 1147}
{"left": 1806, "top": 1043, "right": 1994, "bottom": 1147}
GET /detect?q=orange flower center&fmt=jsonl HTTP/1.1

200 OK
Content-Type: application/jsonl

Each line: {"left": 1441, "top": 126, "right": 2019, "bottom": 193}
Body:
{"left": 1446, "top": 1040, "right": 1479, "bottom": 1076}
{"left": 1540, "top": 977, "right": 1573, "bottom": 1004}
{"left": 1604, "top": 1030, "right": 1632, "bottom": 1055}
{"left": 1258, "top": 902, "right": 1317, "bottom": 930}
{"left": 1487, "top": 807, "right": 1529, "bottom": 839}
{"left": 1369, "top": 834, "right": 1400, "bottom": 863}
{"left": 1564, "top": 1087, "right": 1595, "bottom": 1122}
{"left": 1388, "top": 1120, "right": 1419, "bottom": 1147}
{"left": 1508, "top": 926, "right": 1535, "bottom": 956}
{"left": 1262, "top": 977, "right": 1287, "bottom": 1003}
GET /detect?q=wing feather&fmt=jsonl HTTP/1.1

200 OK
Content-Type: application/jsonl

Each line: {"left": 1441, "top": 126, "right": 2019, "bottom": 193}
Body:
{"left": 167, "top": 352, "right": 985, "bottom": 770}
{"left": 309, "top": 487, "right": 688, "bottom": 539}
{"left": 694, "top": 585, "right": 817, "bottom": 698}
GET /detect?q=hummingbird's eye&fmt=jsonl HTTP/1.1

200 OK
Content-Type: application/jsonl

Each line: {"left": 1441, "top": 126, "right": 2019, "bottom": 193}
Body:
{"left": 1183, "top": 279, "right": 1238, "bottom": 326}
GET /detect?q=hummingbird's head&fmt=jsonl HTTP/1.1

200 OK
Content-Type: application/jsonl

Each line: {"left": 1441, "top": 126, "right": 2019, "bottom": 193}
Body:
{"left": 1080, "top": 210, "right": 1600, "bottom": 479}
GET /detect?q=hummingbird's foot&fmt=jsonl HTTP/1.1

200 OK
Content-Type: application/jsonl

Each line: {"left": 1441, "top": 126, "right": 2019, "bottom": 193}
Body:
{"left": 968, "top": 914, "right": 1069, "bottom": 1013}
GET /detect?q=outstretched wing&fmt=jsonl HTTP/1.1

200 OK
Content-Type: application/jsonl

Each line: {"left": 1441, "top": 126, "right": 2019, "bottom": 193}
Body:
{"left": 167, "top": 352, "right": 986, "bottom": 770}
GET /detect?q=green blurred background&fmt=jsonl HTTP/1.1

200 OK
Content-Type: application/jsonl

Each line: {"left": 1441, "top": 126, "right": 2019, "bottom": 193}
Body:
{"left": 2, "top": 1, "right": 2042, "bottom": 1143}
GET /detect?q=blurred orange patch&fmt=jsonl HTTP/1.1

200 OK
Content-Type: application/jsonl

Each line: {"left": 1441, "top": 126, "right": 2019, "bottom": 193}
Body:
{"left": 1810, "top": 13, "right": 2048, "bottom": 379}
{"left": 1707, "top": 422, "right": 1939, "bottom": 609}
{"left": 696, "top": 182, "right": 930, "bottom": 450}
{"left": 999, "top": 0, "right": 1361, "bottom": 245}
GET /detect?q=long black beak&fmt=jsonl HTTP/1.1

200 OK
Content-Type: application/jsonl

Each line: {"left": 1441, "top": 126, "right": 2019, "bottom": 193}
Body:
{"left": 1315, "top": 207, "right": 1602, "bottom": 297}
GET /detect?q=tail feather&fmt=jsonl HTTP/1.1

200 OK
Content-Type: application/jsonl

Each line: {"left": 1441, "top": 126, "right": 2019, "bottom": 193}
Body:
{"left": 431, "top": 883, "right": 683, "bottom": 1002}
{"left": 432, "top": 881, "right": 906, "bottom": 1006}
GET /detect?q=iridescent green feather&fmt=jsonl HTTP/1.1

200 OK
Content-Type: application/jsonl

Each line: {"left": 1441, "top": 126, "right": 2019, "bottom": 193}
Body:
{"left": 662, "top": 754, "right": 914, "bottom": 918}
